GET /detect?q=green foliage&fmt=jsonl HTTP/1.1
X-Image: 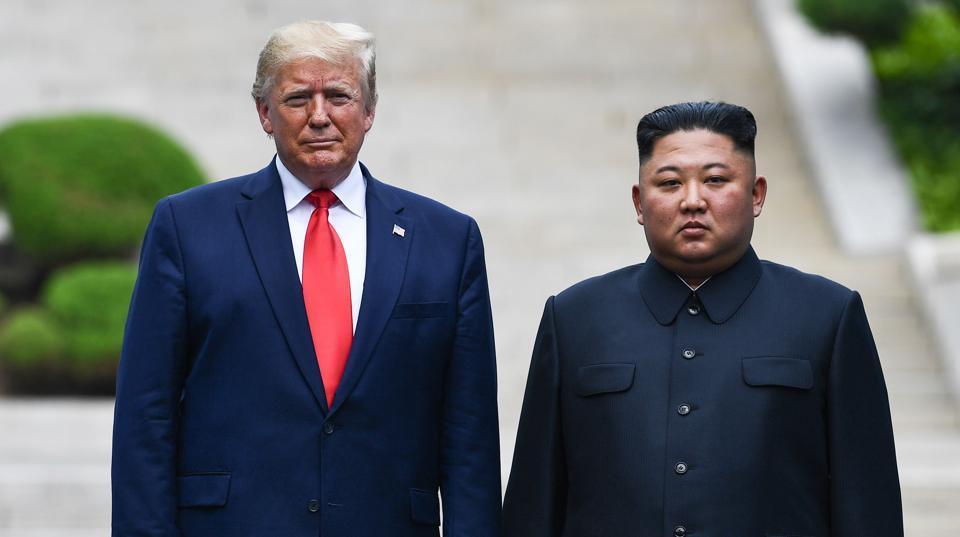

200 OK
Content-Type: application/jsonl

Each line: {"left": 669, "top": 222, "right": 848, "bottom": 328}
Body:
{"left": 0, "top": 261, "right": 135, "bottom": 384}
{"left": 798, "top": 0, "right": 911, "bottom": 46}
{"left": 0, "top": 114, "right": 205, "bottom": 262}
{"left": 873, "top": 5, "right": 960, "bottom": 87}
{"left": 872, "top": 6, "right": 960, "bottom": 231}
{"left": 43, "top": 261, "right": 137, "bottom": 364}
{"left": 0, "top": 308, "right": 64, "bottom": 366}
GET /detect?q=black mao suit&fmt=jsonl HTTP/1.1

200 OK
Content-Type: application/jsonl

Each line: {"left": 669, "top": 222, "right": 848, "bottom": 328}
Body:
{"left": 503, "top": 247, "right": 902, "bottom": 537}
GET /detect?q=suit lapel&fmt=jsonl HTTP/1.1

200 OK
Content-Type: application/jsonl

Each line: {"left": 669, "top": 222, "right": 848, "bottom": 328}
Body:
{"left": 236, "top": 161, "right": 329, "bottom": 412}
{"left": 329, "top": 168, "right": 412, "bottom": 415}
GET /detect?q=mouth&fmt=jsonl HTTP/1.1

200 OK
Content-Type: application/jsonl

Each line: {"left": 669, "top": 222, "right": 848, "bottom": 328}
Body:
{"left": 679, "top": 221, "right": 708, "bottom": 237}
{"left": 302, "top": 139, "right": 339, "bottom": 148}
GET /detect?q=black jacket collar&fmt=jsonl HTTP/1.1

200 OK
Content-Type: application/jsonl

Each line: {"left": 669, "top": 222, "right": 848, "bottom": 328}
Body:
{"left": 637, "top": 246, "right": 762, "bottom": 325}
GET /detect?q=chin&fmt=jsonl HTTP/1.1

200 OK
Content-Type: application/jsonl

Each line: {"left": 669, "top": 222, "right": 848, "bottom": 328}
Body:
{"left": 675, "top": 244, "right": 716, "bottom": 261}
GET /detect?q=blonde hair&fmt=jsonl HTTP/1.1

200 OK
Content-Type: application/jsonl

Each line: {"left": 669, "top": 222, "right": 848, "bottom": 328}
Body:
{"left": 252, "top": 21, "right": 377, "bottom": 112}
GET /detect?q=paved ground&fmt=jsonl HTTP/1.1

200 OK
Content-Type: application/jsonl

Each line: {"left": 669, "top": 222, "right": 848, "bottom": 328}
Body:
{"left": 1, "top": 0, "right": 959, "bottom": 534}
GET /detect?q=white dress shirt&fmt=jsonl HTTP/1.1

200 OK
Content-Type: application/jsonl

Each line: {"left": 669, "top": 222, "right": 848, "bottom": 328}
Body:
{"left": 678, "top": 275, "right": 711, "bottom": 292}
{"left": 277, "top": 157, "right": 367, "bottom": 332}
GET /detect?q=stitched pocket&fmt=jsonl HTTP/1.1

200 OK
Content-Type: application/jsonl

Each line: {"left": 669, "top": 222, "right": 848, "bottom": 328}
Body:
{"left": 576, "top": 363, "right": 636, "bottom": 397}
{"left": 392, "top": 302, "right": 452, "bottom": 319}
{"left": 742, "top": 357, "right": 813, "bottom": 390}
{"left": 409, "top": 488, "right": 440, "bottom": 526}
{"left": 177, "top": 472, "right": 231, "bottom": 508}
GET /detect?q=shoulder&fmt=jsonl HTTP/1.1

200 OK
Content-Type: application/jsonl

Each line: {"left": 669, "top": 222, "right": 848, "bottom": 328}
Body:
{"left": 162, "top": 173, "right": 252, "bottom": 209}
{"left": 374, "top": 179, "right": 475, "bottom": 226}
{"left": 759, "top": 260, "right": 853, "bottom": 297}
{"left": 757, "top": 259, "right": 859, "bottom": 320}
{"left": 554, "top": 264, "right": 644, "bottom": 308}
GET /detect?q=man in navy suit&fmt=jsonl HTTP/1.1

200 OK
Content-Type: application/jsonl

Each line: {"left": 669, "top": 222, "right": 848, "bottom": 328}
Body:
{"left": 503, "top": 102, "right": 903, "bottom": 536}
{"left": 112, "top": 21, "right": 501, "bottom": 537}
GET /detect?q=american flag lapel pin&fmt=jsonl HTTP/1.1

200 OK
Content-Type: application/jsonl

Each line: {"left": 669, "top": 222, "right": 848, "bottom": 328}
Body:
{"left": 392, "top": 224, "right": 406, "bottom": 238}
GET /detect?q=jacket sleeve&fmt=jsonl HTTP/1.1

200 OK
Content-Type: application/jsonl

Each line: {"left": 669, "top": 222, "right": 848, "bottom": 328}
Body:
{"left": 112, "top": 198, "right": 189, "bottom": 537}
{"left": 440, "top": 217, "right": 502, "bottom": 537}
{"left": 827, "top": 291, "right": 903, "bottom": 536}
{"left": 503, "top": 296, "right": 567, "bottom": 537}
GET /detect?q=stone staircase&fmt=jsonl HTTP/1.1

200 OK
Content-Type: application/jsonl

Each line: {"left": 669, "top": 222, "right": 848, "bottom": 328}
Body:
{"left": 1, "top": 0, "right": 959, "bottom": 535}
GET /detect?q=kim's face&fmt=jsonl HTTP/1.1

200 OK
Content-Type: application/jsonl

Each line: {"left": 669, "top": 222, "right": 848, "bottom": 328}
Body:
{"left": 632, "top": 129, "right": 766, "bottom": 285}
{"left": 256, "top": 56, "right": 375, "bottom": 189}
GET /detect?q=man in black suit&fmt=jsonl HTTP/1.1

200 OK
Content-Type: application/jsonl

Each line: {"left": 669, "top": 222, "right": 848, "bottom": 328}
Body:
{"left": 503, "top": 101, "right": 903, "bottom": 537}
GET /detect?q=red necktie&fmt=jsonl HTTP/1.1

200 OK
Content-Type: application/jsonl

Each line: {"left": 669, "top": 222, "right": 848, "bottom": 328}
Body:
{"left": 302, "top": 190, "right": 353, "bottom": 408}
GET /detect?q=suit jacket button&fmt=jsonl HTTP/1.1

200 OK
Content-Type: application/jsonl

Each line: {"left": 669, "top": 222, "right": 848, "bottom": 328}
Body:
{"left": 687, "top": 304, "right": 700, "bottom": 315}
{"left": 674, "top": 525, "right": 687, "bottom": 537}
{"left": 675, "top": 461, "right": 688, "bottom": 474}
{"left": 678, "top": 404, "right": 691, "bottom": 416}
{"left": 308, "top": 499, "right": 321, "bottom": 513}
{"left": 682, "top": 348, "right": 696, "bottom": 359}
{"left": 324, "top": 423, "right": 335, "bottom": 435}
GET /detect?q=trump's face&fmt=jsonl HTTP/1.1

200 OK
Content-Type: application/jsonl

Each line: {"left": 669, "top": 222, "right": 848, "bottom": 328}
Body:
{"left": 632, "top": 129, "right": 766, "bottom": 285}
{"left": 256, "top": 56, "right": 374, "bottom": 189}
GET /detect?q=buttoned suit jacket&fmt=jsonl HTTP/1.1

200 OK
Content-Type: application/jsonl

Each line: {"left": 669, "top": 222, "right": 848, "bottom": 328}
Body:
{"left": 503, "top": 248, "right": 902, "bottom": 537}
{"left": 112, "top": 161, "right": 501, "bottom": 537}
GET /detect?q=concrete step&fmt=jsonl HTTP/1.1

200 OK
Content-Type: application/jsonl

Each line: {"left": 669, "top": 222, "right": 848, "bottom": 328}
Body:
{"left": 0, "top": 400, "right": 112, "bottom": 533}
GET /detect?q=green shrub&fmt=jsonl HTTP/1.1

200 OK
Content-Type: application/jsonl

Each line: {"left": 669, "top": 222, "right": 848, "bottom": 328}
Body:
{"left": 43, "top": 261, "right": 137, "bottom": 364}
{"left": 0, "top": 308, "right": 64, "bottom": 366}
{"left": 872, "top": 5, "right": 960, "bottom": 113}
{"left": 872, "top": 5, "right": 960, "bottom": 231}
{"left": 798, "top": 0, "right": 911, "bottom": 46}
{"left": 0, "top": 114, "right": 205, "bottom": 262}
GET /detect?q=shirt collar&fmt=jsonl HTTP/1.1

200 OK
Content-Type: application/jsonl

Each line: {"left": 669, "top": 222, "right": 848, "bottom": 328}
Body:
{"left": 276, "top": 156, "right": 366, "bottom": 218}
{"left": 638, "top": 246, "right": 762, "bottom": 325}
{"left": 677, "top": 274, "right": 711, "bottom": 292}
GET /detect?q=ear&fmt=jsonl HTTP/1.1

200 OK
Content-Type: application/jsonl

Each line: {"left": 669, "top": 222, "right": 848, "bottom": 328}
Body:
{"left": 255, "top": 98, "right": 273, "bottom": 135}
{"left": 752, "top": 175, "right": 767, "bottom": 217}
{"left": 363, "top": 105, "right": 376, "bottom": 133}
{"left": 632, "top": 183, "right": 644, "bottom": 225}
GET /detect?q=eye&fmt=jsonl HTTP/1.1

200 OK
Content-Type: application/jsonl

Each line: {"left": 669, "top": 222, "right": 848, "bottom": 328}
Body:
{"left": 284, "top": 95, "right": 308, "bottom": 106}
{"left": 328, "top": 92, "right": 353, "bottom": 105}
{"left": 705, "top": 175, "right": 727, "bottom": 184}
{"left": 658, "top": 178, "right": 681, "bottom": 188}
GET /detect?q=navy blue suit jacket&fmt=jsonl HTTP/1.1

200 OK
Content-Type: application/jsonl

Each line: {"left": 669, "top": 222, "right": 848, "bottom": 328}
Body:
{"left": 503, "top": 248, "right": 902, "bottom": 537}
{"left": 112, "top": 161, "right": 501, "bottom": 537}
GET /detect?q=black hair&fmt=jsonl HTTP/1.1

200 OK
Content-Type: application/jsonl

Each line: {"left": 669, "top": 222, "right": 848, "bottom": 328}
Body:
{"left": 636, "top": 101, "right": 757, "bottom": 167}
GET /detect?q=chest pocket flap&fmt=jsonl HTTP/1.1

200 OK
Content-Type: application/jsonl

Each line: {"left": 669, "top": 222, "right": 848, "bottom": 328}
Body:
{"left": 576, "top": 363, "right": 636, "bottom": 397}
{"left": 742, "top": 356, "right": 813, "bottom": 390}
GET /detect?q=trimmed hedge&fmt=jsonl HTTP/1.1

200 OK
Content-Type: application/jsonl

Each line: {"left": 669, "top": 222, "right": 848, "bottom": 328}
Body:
{"left": 798, "top": 0, "right": 911, "bottom": 46}
{"left": 0, "top": 114, "right": 205, "bottom": 262}
{"left": 44, "top": 262, "right": 137, "bottom": 364}
{"left": 0, "top": 261, "right": 137, "bottom": 394}
{"left": 0, "top": 308, "right": 63, "bottom": 366}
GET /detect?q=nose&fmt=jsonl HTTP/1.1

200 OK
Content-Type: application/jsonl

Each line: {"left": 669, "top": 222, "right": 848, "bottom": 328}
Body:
{"left": 307, "top": 96, "right": 331, "bottom": 128}
{"left": 679, "top": 182, "right": 706, "bottom": 213}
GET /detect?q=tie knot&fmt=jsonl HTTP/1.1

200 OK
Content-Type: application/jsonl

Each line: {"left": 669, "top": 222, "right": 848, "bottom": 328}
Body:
{"left": 307, "top": 190, "right": 338, "bottom": 209}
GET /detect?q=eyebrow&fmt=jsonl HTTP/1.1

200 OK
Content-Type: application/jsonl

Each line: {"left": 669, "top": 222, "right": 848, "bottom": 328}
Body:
{"left": 280, "top": 81, "right": 357, "bottom": 95}
{"left": 654, "top": 162, "right": 731, "bottom": 174}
